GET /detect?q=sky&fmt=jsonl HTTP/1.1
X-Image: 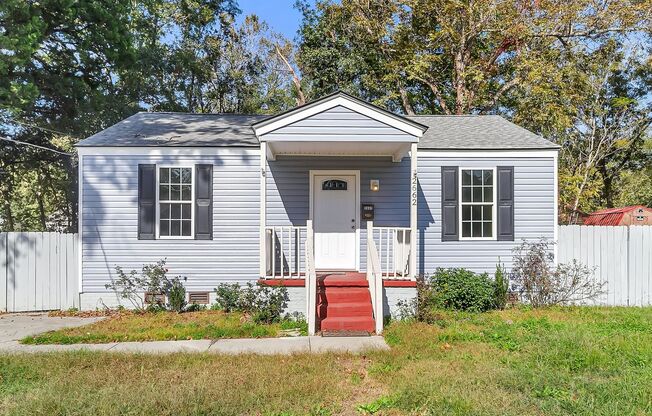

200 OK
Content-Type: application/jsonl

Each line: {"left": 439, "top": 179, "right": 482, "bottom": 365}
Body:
{"left": 237, "top": 0, "right": 310, "bottom": 40}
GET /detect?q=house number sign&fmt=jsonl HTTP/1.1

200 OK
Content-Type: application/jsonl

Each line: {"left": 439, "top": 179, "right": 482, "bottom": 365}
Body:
{"left": 322, "top": 179, "right": 348, "bottom": 191}
{"left": 411, "top": 171, "right": 418, "bottom": 206}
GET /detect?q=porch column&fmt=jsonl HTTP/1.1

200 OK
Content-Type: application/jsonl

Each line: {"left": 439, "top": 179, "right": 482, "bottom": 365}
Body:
{"left": 259, "top": 141, "right": 267, "bottom": 277}
{"left": 410, "top": 143, "right": 418, "bottom": 279}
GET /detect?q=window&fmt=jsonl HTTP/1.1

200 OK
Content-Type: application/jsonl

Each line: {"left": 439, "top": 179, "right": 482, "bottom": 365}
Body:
{"left": 158, "top": 167, "right": 193, "bottom": 238}
{"left": 460, "top": 168, "right": 495, "bottom": 239}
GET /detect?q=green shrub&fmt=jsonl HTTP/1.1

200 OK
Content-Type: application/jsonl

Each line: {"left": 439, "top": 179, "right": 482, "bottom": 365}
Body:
{"left": 165, "top": 277, "right": 187, "bottom": 313}
{"left": 213, "top": 283, "right": 241, "bottom": 312}
{"left": 213, "top": 283, "right": 289, "bottom": 324}
{"left": 428, "top": 268, "right": 496, "bottom": 312}
{"left": 493, "top": 262, "right": 509, "bottom": 309}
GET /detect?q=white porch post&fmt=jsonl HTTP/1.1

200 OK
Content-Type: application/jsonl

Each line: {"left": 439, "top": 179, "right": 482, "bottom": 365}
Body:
{"left": 259, "top": 142, "right": 267, "bottom": 277}
{"left": 410, "top": 143, "right": 418, "bottom": 279}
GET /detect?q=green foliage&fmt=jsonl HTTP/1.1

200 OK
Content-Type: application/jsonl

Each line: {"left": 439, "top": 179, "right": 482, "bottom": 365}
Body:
{"left": 213, "top": 283, "right": 289, "bottom": 324}
{"left": 0, "top": 0, "right": 297, "bottom": 232}
{"left": 165, "top": 278, "right": 187, "bottom": 313}
{"left": 428, "top": 268, "right": 497, "bottom": 313}
{"left": 106, "top": 259, "right": 194, "bottom": 313}
{"left": 398, "top": 268, "right": 499, "bottom": 320}
{"left": 493, "top": 261, "right": 509, "bottom": 310}
{"left": 356, "top": 396, "right": 396, "bottom": 414}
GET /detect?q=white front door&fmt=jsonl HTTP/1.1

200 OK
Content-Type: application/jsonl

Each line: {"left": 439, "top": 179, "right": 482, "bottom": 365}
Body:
{"left": 313, "top": 174, "right": 357, "bottom": 270}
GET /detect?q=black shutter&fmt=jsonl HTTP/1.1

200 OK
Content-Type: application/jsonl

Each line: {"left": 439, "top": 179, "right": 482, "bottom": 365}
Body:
{"left": 195, "top": 164, "right": 213, "bottom": 240}
{"left": 441, "top": 166, "right": 459, "bottom": 241}
{"left": 138, "top": 164, "right": 156, "bottom": 240}
{"left": 497, "top": 166, "right": 514, "bottom": 241}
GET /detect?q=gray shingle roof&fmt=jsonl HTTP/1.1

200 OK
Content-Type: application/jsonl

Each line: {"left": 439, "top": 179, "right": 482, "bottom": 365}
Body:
{"left": 76, "top": 112, "right": 268, "bottom": 147}
{"left": 409, "top": 115, "right": 559, "bottom": 150}
{"left": 77, "top": 110, "right": 558, "bottom": 150}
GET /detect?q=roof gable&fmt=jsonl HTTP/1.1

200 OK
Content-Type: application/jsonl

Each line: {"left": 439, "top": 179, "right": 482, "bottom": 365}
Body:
{"left": 253, "top": 91, "right": 427, "bottom": 138}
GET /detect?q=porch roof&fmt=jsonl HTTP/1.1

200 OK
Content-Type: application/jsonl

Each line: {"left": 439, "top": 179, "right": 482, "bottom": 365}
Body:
{"left": 254, "top": 91, "right": 424, "bottom": 161}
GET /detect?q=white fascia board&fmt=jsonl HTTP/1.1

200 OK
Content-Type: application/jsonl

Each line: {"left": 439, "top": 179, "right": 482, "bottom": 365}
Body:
{"left": 418, "top": 149, "right": 559, "bottom": 158}
{"left": 76, "top": 147, "right": 260, "bottom": 156}
{"left": 255, "top": 96, "right": 424, "bottom": 138}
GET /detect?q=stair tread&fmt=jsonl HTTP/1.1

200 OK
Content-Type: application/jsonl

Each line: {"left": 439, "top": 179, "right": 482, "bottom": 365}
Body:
{"left": 321, "top": 316, "right": 374, "bottom": 322}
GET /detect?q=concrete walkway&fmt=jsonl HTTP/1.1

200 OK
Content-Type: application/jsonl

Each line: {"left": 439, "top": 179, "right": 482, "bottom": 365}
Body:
{"left": 0, "top": 336, "right": 390, "bottom": 355}
{"left": 0, "top": 313, "right": 105, "bottom": 343}
{"left": 0, "top": 313, "right": 390, "bottom": 355}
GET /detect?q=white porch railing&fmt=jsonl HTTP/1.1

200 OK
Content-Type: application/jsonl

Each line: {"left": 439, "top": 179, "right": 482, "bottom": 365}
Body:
{"left": 368, "top": 223, "right": 413, "bottom": 279}
{"left": 264, "top": 226, "right": 306, "bottom": 278}
{"left": 366, "top": 225, "right": 384, "bottom": 334}
{"left": 304, "top": 220, "right": 317, "bottom": 335}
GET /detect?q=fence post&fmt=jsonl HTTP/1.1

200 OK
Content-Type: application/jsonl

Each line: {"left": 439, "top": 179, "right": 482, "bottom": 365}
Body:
{"left": 626, "top": 225, "right": 630, "bottom": 307}
{"left": 0, "top": 233, "right": 6, "bottom": 312}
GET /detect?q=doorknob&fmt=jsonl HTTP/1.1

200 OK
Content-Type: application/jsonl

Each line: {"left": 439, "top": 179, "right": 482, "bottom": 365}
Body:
{"left": 351, "top": 219, "right": 355, "bottom": 222}
{"left": 351, "top": 225, "right": 355, "bottom": 229}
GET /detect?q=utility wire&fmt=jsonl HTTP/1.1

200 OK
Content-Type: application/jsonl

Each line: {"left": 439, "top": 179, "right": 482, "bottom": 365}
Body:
{"left": 0, "top": 136, "right": 74, "bottom": 156}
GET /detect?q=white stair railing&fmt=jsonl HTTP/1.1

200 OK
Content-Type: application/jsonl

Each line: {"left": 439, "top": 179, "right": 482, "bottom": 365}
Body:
{"left": 265, "top": 226, "right": 306, "bottom": 279}
{"left": 370, "top": 226, "right": 413, "bottom": 279}
{"left": 304, "top": 220, "right": 317, "bottom": 335}
{"left": 366, "top": 221, "right": 384, "bottom": 334}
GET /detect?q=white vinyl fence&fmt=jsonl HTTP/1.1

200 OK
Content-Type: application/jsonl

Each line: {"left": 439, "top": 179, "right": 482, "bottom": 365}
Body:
{"left": 558, "top": 225, "right": 652, "bottom": 306}
{"left": 0, "top": 232, "right": 79, "bottom": 312}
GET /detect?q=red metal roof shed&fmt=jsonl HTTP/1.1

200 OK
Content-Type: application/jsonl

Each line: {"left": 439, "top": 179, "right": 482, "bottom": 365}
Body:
{"left": 584, "top": 206, "right": 652, "bottom": 226}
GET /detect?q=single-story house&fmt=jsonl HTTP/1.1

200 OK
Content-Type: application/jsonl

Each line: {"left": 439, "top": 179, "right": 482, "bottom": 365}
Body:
{"left": 76, "top": 91, "right": 559, "bottom": 334}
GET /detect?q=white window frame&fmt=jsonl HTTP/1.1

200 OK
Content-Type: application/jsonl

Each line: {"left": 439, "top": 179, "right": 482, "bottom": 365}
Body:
{"left": 156, "top": 165, "right": 195, "bottom": 240}
{"left": 458, "top": 167, "right": 497, "bottom": 241}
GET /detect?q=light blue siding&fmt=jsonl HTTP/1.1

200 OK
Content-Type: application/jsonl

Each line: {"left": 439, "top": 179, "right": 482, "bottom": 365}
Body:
{"left": 81, "top": 149, "right": 556, "bottom": 294}
{"left": 264, "top": 106, "right": 416, "bottom": 142}
{"left": 267, "top": 156, "right": 411, "bottom": 270}
{"left": 417, "top": 154, "right": 556, "bottom": 274}
{"left": 81, "top": 151, "right": 260, "bottom": 292}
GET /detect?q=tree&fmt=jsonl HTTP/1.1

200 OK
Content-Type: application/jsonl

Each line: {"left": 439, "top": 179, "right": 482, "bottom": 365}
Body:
{"left": 0, "top": 0, "right": 298, "bottom": 231}
{"left": 298, "top": 0, "right": 652, "bottom": 116}
{"left": 515, "top": 41, "right": 651, "bottom": 222}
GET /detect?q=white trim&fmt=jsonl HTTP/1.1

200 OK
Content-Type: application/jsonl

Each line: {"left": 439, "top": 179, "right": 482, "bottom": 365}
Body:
{"left": 255, "top": 96, "right": 424, "bottom": 138}
{"left": 309, "top": 170, "right": 361, "bottom": 271}
{"left": 458, "top": 167, "right": 498, "bottom": 241}
{"left": 265, "top": 152, "right": 405, "bottom": 159}
{"left": 155, "top": 165, "right": 195, "bottom": 240}
{"left": 409, "top": 143, "right": 418, "bottom": 278}
{"left": 418, "top": 149, "right": 559, "bottom": 158}
{"left": 77, "top": 154, "right": 83, "bottom": 294}
{"left": 76, "top": 147, "right": 259, "bottom": 156}
{"left": 553, "top": 152, "right": 559, "bottom": 264}
{"left": 259, "top": 144, "right": 267, "bottom": 277}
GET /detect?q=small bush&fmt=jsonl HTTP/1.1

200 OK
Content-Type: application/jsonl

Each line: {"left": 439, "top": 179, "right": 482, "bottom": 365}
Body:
{"left": 106, "top": 259, "right": 170, "bottom": 311}
{"left": 165, "top": 277, "right": 187, "bottom": 313}
{"left": 106, "top": 259, "right": 192, "bottom": 313}
{"left": 398, "top": 268, "right": 498, "bottom": 320}
{"left": 213, "top": 283, "right": 241, "bottom": 312}
{"left": 493, "top": 261, "right": 509, "bottom": 309}
{"left": 428, "top": 268, "right": 496, "bottom": 312}
{"left": 511, "top": 239, "right": 604, "bottom": 307}
{"left": 213, "top": 283, "right": 289, "bottom": 324}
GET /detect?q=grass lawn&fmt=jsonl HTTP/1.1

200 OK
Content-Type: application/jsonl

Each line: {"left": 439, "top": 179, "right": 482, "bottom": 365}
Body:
{"left": 2, "top": 306, "right": 651, "bottom": 415}
{"left": 21, "top": 310, "right": 307, "bottom": 344}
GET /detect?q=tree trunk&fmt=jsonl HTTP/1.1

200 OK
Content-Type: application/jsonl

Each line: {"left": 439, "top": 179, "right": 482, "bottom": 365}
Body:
{"left": 598, "top": 161, "right": 615, "bottom": 208}
{"left": 398, "top": 84, "right": 415, "bottom": 115}
{"left": 1, "top": 185, "right": 14, "bottom": 231}
{"left": 36, "top": 187, "right": 47, "bottom": 231}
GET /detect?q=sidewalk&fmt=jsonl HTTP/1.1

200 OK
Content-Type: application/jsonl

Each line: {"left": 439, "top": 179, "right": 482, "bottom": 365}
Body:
{"left": 0, "top": 336, "right": 390, "bottom": 355}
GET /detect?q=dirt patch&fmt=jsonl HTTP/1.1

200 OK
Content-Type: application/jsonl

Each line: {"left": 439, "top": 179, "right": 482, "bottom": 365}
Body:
{"left": 335, "top": 355, "right": 392, "bottom": 415}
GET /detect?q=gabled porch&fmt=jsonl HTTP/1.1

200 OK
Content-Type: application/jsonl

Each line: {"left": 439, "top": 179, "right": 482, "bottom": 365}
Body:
{"left": 253, "top": 92, "right": 426, "bottom": 335}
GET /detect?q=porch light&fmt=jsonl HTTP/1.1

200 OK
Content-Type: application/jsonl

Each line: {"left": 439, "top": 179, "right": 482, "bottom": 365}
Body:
{"left": 370, "top": 179, "right": 380, "bottom": 192}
